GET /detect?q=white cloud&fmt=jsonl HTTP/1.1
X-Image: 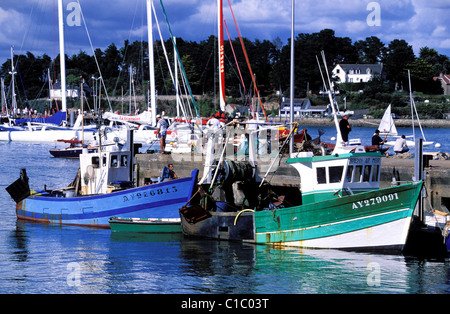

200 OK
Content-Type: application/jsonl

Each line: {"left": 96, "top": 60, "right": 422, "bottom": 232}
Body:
{"left": 1, "top": 0, "right": 449, "bottom": 65}
{"left": 0, "top": 7, "right": 28, "bottom": 45}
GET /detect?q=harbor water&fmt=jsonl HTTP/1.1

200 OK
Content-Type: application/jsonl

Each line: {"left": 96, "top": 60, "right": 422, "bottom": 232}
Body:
{"left": 1, "top": 126, "right": 450, "bottom": 295}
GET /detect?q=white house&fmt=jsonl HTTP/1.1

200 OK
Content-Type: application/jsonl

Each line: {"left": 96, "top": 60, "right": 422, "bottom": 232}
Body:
{"left": 279, "top": 98, "right": 327, "bottom": 118}
{"left": 332, "top": 64, "right": 383, "bottom": 83}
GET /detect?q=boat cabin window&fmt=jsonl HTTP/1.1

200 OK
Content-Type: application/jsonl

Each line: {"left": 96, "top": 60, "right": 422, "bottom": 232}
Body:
{"left": 346, "top": 166, "right": 353, "bottom": 182}
{"left": 329, "top": 166, "right": 344, "bottom": 183}
{"left": 354, "top": 165, "right": 363, "bottom": 183}
{"left": 346, "top": 164, "right": 380, "bottom": 183}
{"left": 111, "top": 155, "right": 118, "bottom": 167}
{"left": 92, "top": 156, "right": 99, "bottom": 168}
{"left": 317, "top": 167, "right": 326, "bottom": 184}
{"left": 121, "top": 155, "right": 128, "bottom": 167}
{"left": 363, "top": 165, "right": 371, "bottom": 182}
{"left": 102, "top": 155, "right": 107, "bottom": 167}
{"left": 372, "top": 165, "right": 380, "bottom": 182}
{"left": 316, "top": 166, "right": 344, "bottom": 184}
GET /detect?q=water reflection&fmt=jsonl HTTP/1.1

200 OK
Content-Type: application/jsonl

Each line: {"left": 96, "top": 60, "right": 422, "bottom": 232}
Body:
{"left": 3, "top": 220, "right": 450, "bottom": 294}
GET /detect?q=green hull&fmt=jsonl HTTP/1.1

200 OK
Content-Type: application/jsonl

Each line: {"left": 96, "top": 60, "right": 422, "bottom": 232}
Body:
{"left": 109, "top": 217, "right": 181, "bottom": 233}
{"left": 253, "top": 181, "right": 423, "bottom": 250}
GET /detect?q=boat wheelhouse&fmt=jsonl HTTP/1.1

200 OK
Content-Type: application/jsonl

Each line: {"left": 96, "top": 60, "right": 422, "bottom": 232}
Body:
{"left": 288, "top": 151, "right": 382, "bottom": 204}
{"left": 6, "top": 130, "right": 199, "bottom": 228}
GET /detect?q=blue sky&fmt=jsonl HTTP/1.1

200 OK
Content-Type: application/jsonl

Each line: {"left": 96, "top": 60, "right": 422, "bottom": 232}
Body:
{"left": 0, "top": 0, "right": 449, "bottom": 68}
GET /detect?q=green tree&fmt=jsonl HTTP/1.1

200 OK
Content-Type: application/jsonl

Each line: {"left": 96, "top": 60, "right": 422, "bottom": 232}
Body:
{"left": 419, "top": 47, "right": 450, "bottom": 76}
{"left": 408, "top": 58, "right": 442, "bottom": 94}
{"left": 354, "top": 36, "right": 386, "bottom": 63}
{"left": 383, "top": 39, "right": 415, "bottom": 88}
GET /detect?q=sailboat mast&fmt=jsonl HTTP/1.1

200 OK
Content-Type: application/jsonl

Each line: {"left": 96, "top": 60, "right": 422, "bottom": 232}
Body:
{"left": 218, "top": 0, "right": 226, "bottom": 112}
{"left": 10, "top": 46, "right": 17, "bottom": 112}
{"left": 174, "top": 37, "right": 180, "bottom": 118}
{"left": 408, "top": 70, "right": 415, "bottom": 142}
{"left": 289, "top": 0, "right": 295, "bottom": 155}
{"left": 58, "top": 0, "right": 67, "bottom": 115}
{"left": 147, "top": 0, "right": 157, "bottom": 126}
{"left": 1, "top": 76, "right": 6, "bottom": 115}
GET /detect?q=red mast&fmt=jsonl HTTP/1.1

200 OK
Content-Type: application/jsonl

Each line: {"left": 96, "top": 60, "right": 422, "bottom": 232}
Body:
{"left": 218, "top": 0, "right": 226, "bottom": 111}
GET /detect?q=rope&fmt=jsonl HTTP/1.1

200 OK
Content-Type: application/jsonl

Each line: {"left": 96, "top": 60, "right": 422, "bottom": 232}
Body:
{"left": 158, "top": 0, "right": 199, "bottom": 117}
{"left": 234, "top": 209, "right": 254, "bottom": 226}
{"left": 151, "top": 3, "right": 190, "bottom": 120}
{"left": 223, "top": 20, "right": 247, "bottom": 103}
{"left": 226, "top": 0, "right": 267, "bottom": 120}
{"left": 76, "top": 0, "right": 112, "bottom": 111}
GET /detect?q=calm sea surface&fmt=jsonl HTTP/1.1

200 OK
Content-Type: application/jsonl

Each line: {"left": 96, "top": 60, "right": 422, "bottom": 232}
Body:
{"left": 1, "top": 126, "right": 450, "bottom": 295}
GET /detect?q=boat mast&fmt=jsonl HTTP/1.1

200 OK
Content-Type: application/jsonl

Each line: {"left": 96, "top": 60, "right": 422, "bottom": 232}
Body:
{"left": 174, "top": 36, "right": 181, "bottom": 118}
{"left": 408, "top": 70, "right": 415, "bottom": 143}
{"left": 218, "top": 0, "right": 226, "bottom": 112}
{"left": 1, "top": 76, "right": 6, "bottom": 115}
{"left": 318, "top": 51, "right": 344, "bottom": 151}
{"left": 58, "top": 0, "right": 67, "bottom": 116}
{"left": 9, "top": 46, "right": 17, "bottom": 113}
{"left": 147, "top": 0, "right": 157, "bottom": 126}
{"left": 289, "top": 0, "right": 295, "bottom": 155}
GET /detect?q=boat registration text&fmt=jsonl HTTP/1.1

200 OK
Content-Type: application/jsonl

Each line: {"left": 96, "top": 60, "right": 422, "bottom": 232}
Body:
{"left": 123, "top": 186, "right": 178, "bottom": 202}
{"left": 352, "top": 193, "right": 399, "bottom": 210}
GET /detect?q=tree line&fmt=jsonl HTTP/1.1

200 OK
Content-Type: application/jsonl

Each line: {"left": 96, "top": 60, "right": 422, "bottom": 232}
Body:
{"left": 1, "top": 28, "right": 449, "bottom": 116}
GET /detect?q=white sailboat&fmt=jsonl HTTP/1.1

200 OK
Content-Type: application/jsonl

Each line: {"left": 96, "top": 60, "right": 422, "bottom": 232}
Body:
{"left": 383, "top": 71, "right": 437, "bottom": 148}
{"left": 0, "top": 0, "right": 85, "bottom": 143}
{"left": 378, "top": 104, "right": 398, "bottom": 136}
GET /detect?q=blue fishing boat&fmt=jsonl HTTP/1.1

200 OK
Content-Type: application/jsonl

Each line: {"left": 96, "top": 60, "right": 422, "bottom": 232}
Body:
{"left": 6, "top": 131, "right": 198, "bottom": 228}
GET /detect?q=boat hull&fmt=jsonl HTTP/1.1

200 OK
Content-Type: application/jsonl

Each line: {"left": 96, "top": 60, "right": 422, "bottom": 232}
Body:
{"left": 179, "top": 182, "right": 423, "bottom": 252}
{"left": 109, "top": 217, "right": 181, "bottom": 233}
{"left": 252, "top": 182, "right": 423, "bottom": 252}
{"left": 180, "top": 205, "right": 254, "bottom": 241}
{"left": 49, "top": 147, "right": 97, "bottom": 158}
{"left": 16, "top": 169, "right": 198, "bottom": 228}
{"left": 0, "top": 129, "right": 95, "bottom": 142}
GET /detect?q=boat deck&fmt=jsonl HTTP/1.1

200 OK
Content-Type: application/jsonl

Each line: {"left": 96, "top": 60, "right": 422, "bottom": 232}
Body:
{"left": 136, "top": 153, "right": 450, "bottom": 213}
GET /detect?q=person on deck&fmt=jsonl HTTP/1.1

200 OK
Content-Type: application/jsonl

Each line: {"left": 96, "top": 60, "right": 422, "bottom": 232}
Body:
{"left": 372, "top": 129, "right": 389, "bottom": 155}
{"left": 156, "top": 114, "right": 169, "bottom": 153}
{"left": 168, "top": 163, "right": 177, "bottom": 179}
{"left": 394, "top": 135, "right": 409, "bottom": 155}
{"left": 339, "top": 114, "right": 351, "bottom": 144}
{"left": 206, "top": 114, "right": 220, "bottom": 132}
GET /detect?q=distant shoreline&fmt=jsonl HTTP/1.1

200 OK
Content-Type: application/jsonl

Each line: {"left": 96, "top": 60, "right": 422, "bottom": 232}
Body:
{"left": 275, "top": 117, "right": 450, "bottom": 129}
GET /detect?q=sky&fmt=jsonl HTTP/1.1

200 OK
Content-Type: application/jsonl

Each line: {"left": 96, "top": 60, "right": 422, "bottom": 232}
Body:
{"left": 0, "top": 0, "right": 449, "bottom": 70}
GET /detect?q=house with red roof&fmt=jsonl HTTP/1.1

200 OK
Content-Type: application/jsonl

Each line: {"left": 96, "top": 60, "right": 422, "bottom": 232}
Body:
{"left": 433, "top": 74, "right": 450, "bottom": 95}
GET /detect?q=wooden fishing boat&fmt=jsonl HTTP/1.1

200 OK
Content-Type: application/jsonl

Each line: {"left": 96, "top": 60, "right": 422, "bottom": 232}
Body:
{"left": 6, "top": 130, "right": 199, "bottom": 228}
{"left": 179, "top": 51, "right": 425, "bottom": 253}
{"left": 109, "top": 217, "right": 181, "bottom": 233}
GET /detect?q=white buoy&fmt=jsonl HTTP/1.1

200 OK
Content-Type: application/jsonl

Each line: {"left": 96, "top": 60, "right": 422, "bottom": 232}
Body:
{"left": 435, "top": 143, "right": 441, "bottom": 148}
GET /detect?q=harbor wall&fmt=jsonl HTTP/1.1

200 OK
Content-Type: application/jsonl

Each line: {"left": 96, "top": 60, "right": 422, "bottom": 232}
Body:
{"left": 135, "top": 153, "right": 450, "bottom": 213}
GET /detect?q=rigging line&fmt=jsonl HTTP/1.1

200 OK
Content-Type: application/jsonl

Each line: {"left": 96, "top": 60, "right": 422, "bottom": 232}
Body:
{"left": 223, "top": 20, "right": 247, "bottom": 98}
{"left": 158, "top": 0, "right": 199, "bottom": 117}
{"left": 178, "top": 63, "right": 195, "bottom": 119}
{"left": 76, "top": 0, "right": 112, "bottom": 111}
{"left": 109, "top": 0, "right": 142, "bottom": 98}
{"left": 151, "top": 4, "right": 189, "bottom": 120}
{"left": 226, "top": 0, "right": 267, "bottom": 120}
{"left": 16, "top": 68, "right": 30, "bottom": 109}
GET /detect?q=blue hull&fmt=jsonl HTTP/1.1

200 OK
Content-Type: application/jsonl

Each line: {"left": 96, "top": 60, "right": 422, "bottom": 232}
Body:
{"left": 16, "top": 169, "right": 198, "bottom": 228}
